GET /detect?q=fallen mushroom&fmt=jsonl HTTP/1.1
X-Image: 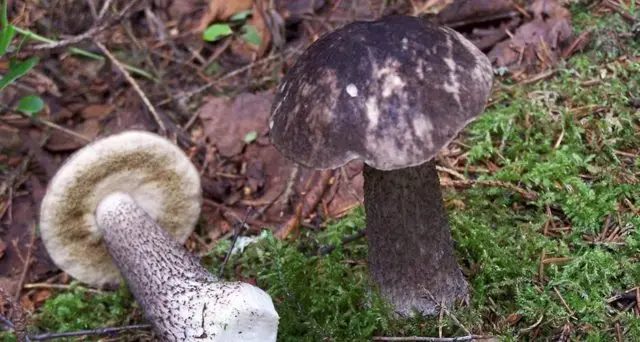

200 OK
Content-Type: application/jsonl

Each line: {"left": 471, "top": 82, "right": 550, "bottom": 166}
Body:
{"left": 39, "top": 130, "right": 279, "bottom": 341}
{"left": 269, "top": 16, "right": 494, "bottom": 316}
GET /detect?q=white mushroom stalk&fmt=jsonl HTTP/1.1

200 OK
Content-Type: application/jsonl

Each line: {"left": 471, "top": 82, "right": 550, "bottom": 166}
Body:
{"left": 40, "top": 131, "right": 279, "bottom": 342}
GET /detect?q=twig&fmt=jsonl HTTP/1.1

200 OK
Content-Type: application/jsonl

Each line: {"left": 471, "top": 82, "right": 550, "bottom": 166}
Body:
{"left": 422, "top": 288, "right": 471, "bottom": 335}
{"left": 0, "top": 107, "right": 92, "bottom": 143}
{"left": 552, "top": 287, "right": 575, "bottom": 317}
{"left": 22, "top": 283, "right": 104, "bottom": 295}
{"left": 95, "top": 41, "right": 166, "bottom": 135}
{"left": 602, "top": 0, "right": 637, "bottom": 23}
{"left": 436, "top": 165, "right": 466, "bottom": 181}
{"left": 28, "top": 324, "right": 152, "bottom": 341}
{"left": 279, "top": 170, "right": 333, "bottom": 239}
{"left": 166, "top": 49, "right": 298, "bottom": 105}
{"left": 519, "top": 314, "right": 544, "bottom": 334}
{"left": 372, "top": 335, "right": 489, "bottom": 341}
{"left": 98, "top": 0, "right": 115, "bottom": 19}
{"left": 316, "top": 229, "right": 366, "bottom": 255}
{"left": 29, "top": 1, "right": 137, "bottom": 50}
{"left": 14, "top": 222, "right": 37, "bottom": 301}
{"left": 279, "top": 164, "right": 301, "bottom": 210}
{"left": 217, "top": 209, "right": 251, "bottom": 277}
{"left": 13, "top": 26, "right": 154, "bottom": 79}
{"left": 339, "top": 166, "right": 364, "bottom": 204}
{"left": 440, "top": 179, "right": 537, "bottom": 200}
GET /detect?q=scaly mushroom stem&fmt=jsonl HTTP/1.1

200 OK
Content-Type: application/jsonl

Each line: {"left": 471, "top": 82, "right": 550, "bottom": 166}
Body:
{"left": 96, "top": 192, "right": 279, "bottom": 342}
{"left": 363, "top": 160, "right": 468, "bottom": 316}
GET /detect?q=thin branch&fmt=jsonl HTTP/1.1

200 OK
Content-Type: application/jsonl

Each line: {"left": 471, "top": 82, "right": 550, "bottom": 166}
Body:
{"left": 29, "top": 1, "right": 136, "bottom": 50}
{"left": 316, "top": 229, "right": 365, "bottom": 255}
{"left": 14, "top": 222, "right": 37, "bottom": 301}
{"left": 440, "top": 179, "right": 538, "bottom": 200}
{"left": 98, "top": 0, "right": 115, "bottom": 19}
{"left": 1, "top": 108, "right": 92, "bottom": 143}
{"left": 28, "top": 324, "right": 152, "bottom": 341}
{"left": 372, "top": 335, "right": 490, "bottom": 341}
{"left": 95, "top": 41, "right": 166, "bottom": 135}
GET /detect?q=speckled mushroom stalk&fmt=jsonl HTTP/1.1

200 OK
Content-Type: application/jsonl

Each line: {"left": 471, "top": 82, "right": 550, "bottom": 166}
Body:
{"left": 269, "top": 16, "right": 494, "bottom": 316}
{"left": 40, "top": 131, "right": 279, "bottom": 342}
{"left": 96, "top": 193, "right": 278, "bottom": 341}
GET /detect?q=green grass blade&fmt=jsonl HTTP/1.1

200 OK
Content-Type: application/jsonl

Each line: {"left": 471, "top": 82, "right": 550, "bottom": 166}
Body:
{"left": 1, "top": 0, "right": 8, "bottom": 28}
{"left": 0, "top": 56, "right": 39, "bottom": 91}
{"left": 0, "top": 24, "right": 14, "bottom": 57}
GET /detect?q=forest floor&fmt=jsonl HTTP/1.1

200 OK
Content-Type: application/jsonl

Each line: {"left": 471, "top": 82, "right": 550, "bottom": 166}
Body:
{"left": 0, "top": 0, "right": 639, "bottom": 341}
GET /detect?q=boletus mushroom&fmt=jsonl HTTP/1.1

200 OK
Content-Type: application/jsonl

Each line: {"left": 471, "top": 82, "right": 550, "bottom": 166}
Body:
{"left": 40, "top": 131, "right": 279, "bottom": 341}
{"left": 269, "top": 16, "right": 493, "bottom": 316}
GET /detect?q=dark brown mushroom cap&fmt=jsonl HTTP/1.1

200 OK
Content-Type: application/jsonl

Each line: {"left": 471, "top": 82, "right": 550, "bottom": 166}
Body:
{"left": 269, "top": 15, "right": 494, "bottom": 171}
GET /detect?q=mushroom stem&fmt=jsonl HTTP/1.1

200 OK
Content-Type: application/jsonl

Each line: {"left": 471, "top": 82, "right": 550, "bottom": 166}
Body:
{"left": 363, "top": 160, "right": 468, "bottom": 316}
{"left": 95, "top": 192, "right": 279, "bottom": 342}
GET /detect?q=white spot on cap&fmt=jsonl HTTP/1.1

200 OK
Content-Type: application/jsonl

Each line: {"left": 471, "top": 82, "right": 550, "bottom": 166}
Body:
{"left": 442, "top": 35, "right": 461, "bottom": 108}
{"left": 365, "top": 97, "right": 380, "bottom": 129}
{"left": 346, "top": 84, "right": 358, "bottom": 97}
{"left": 401, "top": 37, "right": 408, "bottom": 50}
{"left": 269, "top": 119, "right": 274, "bottom": 130}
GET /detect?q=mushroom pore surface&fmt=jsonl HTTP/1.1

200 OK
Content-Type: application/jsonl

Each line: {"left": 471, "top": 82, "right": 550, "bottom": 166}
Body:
{"left": 39, "top": 131, "right": 202, "bottom": 286}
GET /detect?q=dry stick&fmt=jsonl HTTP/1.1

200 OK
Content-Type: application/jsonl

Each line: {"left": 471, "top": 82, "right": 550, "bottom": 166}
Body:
{"left": 436, "top": 165, "right": 466, "bottom": 181}
{"left": 1, "top": 110, "right": 92, "bottom": 143}
{"left": 22, "top": 283, "right": 104, "bottom": 295}
{"left": 97, "top": 0, "right": 115, "bottom": 19}
{"left": 372, "top": 335, "right": 488, "bottom": 341}
{"left": 339, "top": 167, "right": 364, "bottom": 204}
{"left": 29, "top": 1, "right": 136, "bottom": 50}
{"left": 552, "top": 287, "right": 575, "bottom": 318}
{"left": 440, "top": 179, "right": 537, "bottom": 200}
{"left": 167, "top": 49, "right": 299, "bottom": 105}
{"left": 14, "top": 223, "right": 37, "bottom": 301}
{"left": 316, "top": 229, "right": 366, "bottom": 255}
{"left": 279, "top": 164, "right": 301, "bottom": 210}
{"left": 95, "top": 41, "right": 166, "bottom": 135}
{"left": 28, "top": 324, "right": 152, "bottom": 341}
{"left": 422, "top": 288, "right": 471, "bottom": 335}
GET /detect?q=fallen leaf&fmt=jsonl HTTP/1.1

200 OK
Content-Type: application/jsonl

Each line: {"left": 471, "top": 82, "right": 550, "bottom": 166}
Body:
{"left": 32, "top": 289, "right": 52, "bottom": 304}
{"left": 435, "top": 0, "right": 513, "bottom": 25}
{"left": 44, "top": 119, "right": 101, "bottom": 152}
{"left": 199, "top": 92, "right": 274, "bottom": 157}
{"left": 80, "top": 104, "right": 114, "bottom": 119}
{"left": 276, "top": 0, "right": 326, "bottom": 22}
{"left": 0, "top": 239, "right": 6, "bottom": 259}
{"left": 230, "top": 3, "right": 273, "bottom": 60}
{"left": 487, "top": 0, "right": 572, "bottom": 71}
{"left": 196, "top": 0, "right": 253, "bottom": 32}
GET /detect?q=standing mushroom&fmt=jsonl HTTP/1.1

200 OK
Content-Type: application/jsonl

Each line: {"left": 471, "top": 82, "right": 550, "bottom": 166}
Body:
{"left": 269, "top": 16, "right": 493, "bottom": 316}
{"left": 39, "top": 131, "right": 279, "bottom": 341}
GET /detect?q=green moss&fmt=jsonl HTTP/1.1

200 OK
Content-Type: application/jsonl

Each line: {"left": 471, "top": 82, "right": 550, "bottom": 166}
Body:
{"left": 25, "top": 283, "right": 137, "bottom": 341}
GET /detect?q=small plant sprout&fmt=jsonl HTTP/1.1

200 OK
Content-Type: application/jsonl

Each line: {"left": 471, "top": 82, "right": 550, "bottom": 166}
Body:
{"left": 269, "top": 16, "right": 494, "bottom": 316}
{"left": 39, "top": 131, "right": 279, "bottom": 341}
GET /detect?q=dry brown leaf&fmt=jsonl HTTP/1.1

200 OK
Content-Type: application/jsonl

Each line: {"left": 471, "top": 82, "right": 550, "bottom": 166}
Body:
{"left": 44, "top": 119, "right": 101, "bottom": 152}
{"left": 487, "top": 0, "right": 572, "bottom": 70}
{"left": 80, "top": 104, "right": 114, "bottom": 119}
{"left": 199, "top": 92, "right": 274, "bottom": 157}
{"left": 276, "top": 0, "right": 326, "bottom": 22}
{"left": 197, "top": 0, "right": 254, "bottom": 32}
{"left": 230, "top": 3, "right": 273, "bottom": 60}
{"left": 435, "top": 0, "right": 513, "bottom": 25}
{"left": 0, "top": 239, "right": 6, "bottom": 260}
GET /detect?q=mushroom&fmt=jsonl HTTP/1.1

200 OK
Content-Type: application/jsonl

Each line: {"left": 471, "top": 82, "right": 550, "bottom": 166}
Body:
{"left": 269, "top": 16, "right": 493, "bottom": 316}
{"left": 39, "top": 131, "right": 279, "bottom": 341}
